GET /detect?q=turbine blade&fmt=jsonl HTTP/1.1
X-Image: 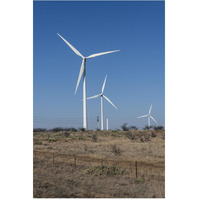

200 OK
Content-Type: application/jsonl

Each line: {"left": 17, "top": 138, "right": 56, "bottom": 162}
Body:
{"left": 103, "top": 95, "right": 118, "bottom": 110}
{"left": 102, "top": 75, "right": 107, "bottom": 93}
{"left": 86, "top": 50, "right": 120, "bottom": 59}
{"left": 74, "top": 59, "right": 85, "bottom": 94}
{"left": 149, "top": 104, "right": 152, "bottom": 114}
{"left": 137, "top": 114, "right": 148, "bottom": 118}
{"left": 150, "top": 115, "right": 157, "bottom": 124}
{"left": 87, "top": 94, "right": 100, "bottom": 100}
{"left": 57, "top": 33, "right": 84, "bottom": 58}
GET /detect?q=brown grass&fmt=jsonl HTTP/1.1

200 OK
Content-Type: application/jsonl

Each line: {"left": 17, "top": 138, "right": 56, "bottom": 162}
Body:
{"left": 33, "top": 130, "right": 165, "bottom": 198}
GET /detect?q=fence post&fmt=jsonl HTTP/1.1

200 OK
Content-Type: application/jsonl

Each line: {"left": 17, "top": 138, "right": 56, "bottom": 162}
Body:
{"left": 135, "top": 161, "right": 138, "bottom": 178}
{"left": 53, "top": 152, "right": 54, "bottom": 165}
{"left": 101, "top": 159, "right": 104, "bottom": 167}
{"left": 74, "top": 155, "right": 77, "bottom": 169}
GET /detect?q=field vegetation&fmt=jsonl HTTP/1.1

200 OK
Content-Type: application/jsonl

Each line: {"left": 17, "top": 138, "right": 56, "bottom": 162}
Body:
{"left": 33, "top": 129, "right": 165, "bottom": 198}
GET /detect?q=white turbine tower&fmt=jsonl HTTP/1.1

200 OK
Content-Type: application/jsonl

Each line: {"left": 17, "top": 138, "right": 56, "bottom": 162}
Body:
{"left": 137, "top": 105, "right": 157, "bottom": 129}
{"left": 57, "top": 33, "right": 120, "bottom": 129}
{"left": 87, "top": 75, "right": 118, "bottom": 130}
{"left": 106, "top": 118, "right": 109, "bottom": 131}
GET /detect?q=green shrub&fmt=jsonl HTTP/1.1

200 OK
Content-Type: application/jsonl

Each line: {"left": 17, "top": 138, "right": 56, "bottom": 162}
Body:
{"left": 134, "top": 177, "right": 145, "bottom": 184}
{"left": 34, "top": 142, "right": 42, "bottom": 145}
{"left": 48, "top": 138, "right": 58, "bottom": 142}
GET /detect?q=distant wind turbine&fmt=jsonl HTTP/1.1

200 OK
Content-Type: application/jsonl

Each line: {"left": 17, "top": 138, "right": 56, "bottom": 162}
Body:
{"left": 87, "top": 75, "right": 118, "bottom": 130}
{"left": 57, "top": 33, "right": 120, "bottom": 129}
{"left": 137, "top": 105, "right": 157, "bottom": 129}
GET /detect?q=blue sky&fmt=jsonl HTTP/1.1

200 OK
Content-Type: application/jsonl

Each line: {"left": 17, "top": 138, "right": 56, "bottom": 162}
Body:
{"left": 33, "top": 1, "right": 165, "bottom": 130}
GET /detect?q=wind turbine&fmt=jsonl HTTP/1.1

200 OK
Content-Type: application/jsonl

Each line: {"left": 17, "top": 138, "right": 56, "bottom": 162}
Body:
{"left": 87, "top": 75, "right": 118, "bottom": 130}
{"left": 57, "top": 33, "right": 120, "bottom": 129}
{"left": 137, "top": 105, "right": 157, "bottom": 129}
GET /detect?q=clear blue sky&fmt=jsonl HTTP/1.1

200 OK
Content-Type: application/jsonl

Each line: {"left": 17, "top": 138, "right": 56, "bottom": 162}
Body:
{"left": 33, "top": 1, "right": 165, "bottom": 130}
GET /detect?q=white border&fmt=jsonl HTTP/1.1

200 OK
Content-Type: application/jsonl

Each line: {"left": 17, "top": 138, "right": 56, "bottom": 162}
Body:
{"left": 1, "top": 0, "right": 200, "bottom": 199}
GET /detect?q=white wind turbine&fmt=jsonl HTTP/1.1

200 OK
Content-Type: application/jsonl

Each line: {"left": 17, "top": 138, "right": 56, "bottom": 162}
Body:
{"left": 87, "top": 75, "right": 118, "bottom": 130}
{"left": 57, "top": 33, "right": 120, "bottom": 129}
{"left": 137, "top": 105, "right": 157, "bottom": 129}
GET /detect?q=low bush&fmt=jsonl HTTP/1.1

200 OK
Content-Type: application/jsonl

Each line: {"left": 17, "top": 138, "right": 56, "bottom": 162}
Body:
{"left": 134, "top": 177, "right": 145, "bottom": 184}
{"left": 143, "top": 132, "right": 151, "bottom": 142}
{"left": 66, "top": 127, "right": 77, "bottom": 132}
{"left": 111, "top": 144, "right": 121, "bottom": 156}
{"left": 143, "top": 125, "right": 153, "bottom": 130}
{"left": 151, "top": 131, "right": 157, "bottom": 138}
{"left": 34, "top": 141, "right": 42, "bottom": 145}
{"left": 126, "top": 132, "right": 136, "bottom": 141}
{"left": 129, "top": 126, "right": 138, "bottom": 130}
{"left": 63, "top": 132, "right": 70, "bottom": 137}
{"left": 48, "top": 138, "right": 58, "bottom": 142}
{"left": 33, "top": 128, "right": 47, "bottom": 132}
{"left": 126, "top": 132, "right": 151, "bottom": 142}
{"left": 92, "top": 134, "right": 97, "bottom": 142}
{"left": 84, "top": 145, "right": 88, "bottom": 152}
{"left": 34, "top": 139, "right": 42, "bottom": 145}
{"left": 153, "top": 126, "right": 164, "bottom": 131}
{"left": 79, "top": 128, "right": 86, "bottom": 132}
{"left": 51, "top": 127, "right": 64, "bottom": 132}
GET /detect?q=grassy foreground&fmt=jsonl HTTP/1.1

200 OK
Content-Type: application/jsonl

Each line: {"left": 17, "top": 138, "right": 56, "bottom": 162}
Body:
{"left": 33, "top": 130, "right": 165, "bottom": 198}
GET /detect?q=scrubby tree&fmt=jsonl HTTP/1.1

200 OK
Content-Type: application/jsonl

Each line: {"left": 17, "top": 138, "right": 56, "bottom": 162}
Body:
{"left": 79, "top": 127, "right": 86, "bottom": 132}
{"left": 121, "top": 123, "right": 129, "bottom": 131}
{"left": 33, "top": 128, "right": 47, "bottom": 132}
{"left": 67, "top": 127, "right": 77, "bottom": 132}
{"left": 153, "top": 126, "right": 164, "bottom": 131}
{"left": 50, "top": 127, "right": 64, "bottom": 132}
{"left": 129, "top": 126, "right": 138, "bottom": 130}
{"left": 143, "top": 125, "right": 153, "bottom": 130}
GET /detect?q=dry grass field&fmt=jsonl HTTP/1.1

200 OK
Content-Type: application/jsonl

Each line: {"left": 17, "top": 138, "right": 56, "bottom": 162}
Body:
{"left": 33, "top": 130, "right": 165, "bottom": 198}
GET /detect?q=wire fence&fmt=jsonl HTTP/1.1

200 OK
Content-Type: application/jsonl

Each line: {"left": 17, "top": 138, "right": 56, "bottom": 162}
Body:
{"left": 34, "top": 150, "right": 165, "bottom": 180}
